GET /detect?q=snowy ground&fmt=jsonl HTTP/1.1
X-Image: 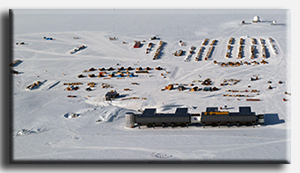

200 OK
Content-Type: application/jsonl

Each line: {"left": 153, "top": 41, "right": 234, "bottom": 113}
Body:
{"left": 11, "top": 9, "right": 290, "bottom": 162}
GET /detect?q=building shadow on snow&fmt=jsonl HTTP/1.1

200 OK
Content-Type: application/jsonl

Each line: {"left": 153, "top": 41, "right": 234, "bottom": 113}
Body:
{"left": 118, "top": 94, "right": 129, "bottom": 98}
{"left": 160, "top": 104, "right": 184, "bottom": 111}
{"left": 263, "top": 113, "right": 285, "bottom": 126}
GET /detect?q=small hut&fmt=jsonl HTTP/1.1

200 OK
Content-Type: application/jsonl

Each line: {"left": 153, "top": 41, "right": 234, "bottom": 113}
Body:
{"left": 118, "top": 67, "right": 125, "bottom": 71}
{"left": 133, "top": 41, "right": 141, "bottom": 48}
{"left": 89, "top": 67, "right": 96, "bottom": 71}
{"left": 86, "top": 87, "right": 93, "bottom": 92}
{"left": 155, "top": 66, "right": 163, "bottom": 70}
{"left": 105, "top": 90, "right": 119, "bottom": 101}
{"left": 88, "top": 74, "right": 96, "bottom": 78}
{"left": 108, "top": 67, "right": 114, "bottom": 71}
{"left": 77, "top": 74, "right": 85, "bottom": 78}
{"left": 212, "top": 87, "right": 219, "bottom": 91}
{"left": 127, "top": 67, "right": 133, "bottom": 71}
{"left": 150, "top": 36, "right": 157, "bottom": 40}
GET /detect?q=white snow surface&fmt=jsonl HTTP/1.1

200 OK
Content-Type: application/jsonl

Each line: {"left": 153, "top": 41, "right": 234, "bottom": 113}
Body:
{"left": 12, "top": 9, "right": 290, "bottom": 162}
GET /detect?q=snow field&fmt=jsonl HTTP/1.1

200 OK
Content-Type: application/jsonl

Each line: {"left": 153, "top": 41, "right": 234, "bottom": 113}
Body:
{"left": 12, "top": 9, "right": 290, "bottom": 162}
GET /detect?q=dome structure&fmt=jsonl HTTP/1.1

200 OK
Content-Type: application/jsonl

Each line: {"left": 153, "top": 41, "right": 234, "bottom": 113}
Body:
{"left": 253, "top": 16, "right": 260, "bottom": 23}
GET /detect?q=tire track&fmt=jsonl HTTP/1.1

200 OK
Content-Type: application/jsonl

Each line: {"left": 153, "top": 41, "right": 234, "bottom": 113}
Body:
{"left": 169, "top": 66, "right": 179, "bottom": 79}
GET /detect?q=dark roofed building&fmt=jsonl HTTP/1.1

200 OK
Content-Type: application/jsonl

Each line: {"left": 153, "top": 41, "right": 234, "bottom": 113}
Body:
{"left": 142, "top": 108, "right": 156, "bottom": 116}
{"left": 135, "top": 108, "right": 191, "bottom": 126}
{"left": 105, "top": 90, "right": 119, "bottom": 101}
{"left": 239, "top": 106, "right": 252, "bottom": 114}
{"left": 175, "top": 108, "right": 188, "bottom": 115}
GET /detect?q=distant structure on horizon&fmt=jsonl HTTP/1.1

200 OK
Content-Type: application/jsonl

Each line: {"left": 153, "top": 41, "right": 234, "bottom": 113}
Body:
{"left": 253, "top": 16, "right": 260, "bottom": 23}
{"left": 272, "top": 20, "right": 277, "bottom": 25}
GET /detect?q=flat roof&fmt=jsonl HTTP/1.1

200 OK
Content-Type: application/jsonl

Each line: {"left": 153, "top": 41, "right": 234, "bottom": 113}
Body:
{"left": 206, "top": 107, "right": 218, "bottom": 112}
{"left": 142, "top": 108, "right": 156, "bottom": 116}
{"left": 239, "top": 106, "right": 252, "bottom": 113}
{"left": 175, "top": 108, "right": 188, "bottom": 115}
{"left": 139, "top": 108, "right": 190, "bottom": 117}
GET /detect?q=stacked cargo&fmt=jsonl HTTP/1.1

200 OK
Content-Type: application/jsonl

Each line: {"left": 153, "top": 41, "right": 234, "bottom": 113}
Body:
{"left": 250, "top": 45, "right": 256, "bottom": 59}
{"left": 63, "top": 82, "right": 83, "bottom": 86}
{"left": 205, "top": 46, "right": 214, "bottom": 60}
{"left": 109, "top": 37, "right": 117, "bottom": 41}
{"left": 210, "top": 39, "right": 217, "bottom": 46}
{"left": 250, "top": 38, "right": 257, "bottom": 59}
{"left": 268, "top": 37, "right": 278, "bottom": 55}
{"left": 228, "top": 37, "right": 234, "bottom": 44}
{"left": 259, "top": 38, "right": 267, "bottom": 58}
{"left": 237, "top": 38, "right": 244, "bottom": 59}
{"left": 195, "top": 47, "right": 204, "bottom": 61}
{"left": 261, "top": 44, "right": 267, "bottom": 58}
{"left": 251, "top": 38, "right": 257, "bottom": 44}
{"left": 225, "top": 45, "right": 232, "bottom": 58}
{"left": 153, "top": 41, "right": 164, "bottom": 60}
{"left": 237, "top": 45, "right": 243, "bottom": 59}
{"left": 26, "top": 81, "right": 43, "bottom": 90}
{"left": 9, "top": 59, "right": 22, "bottom": 67}
{"left": 70, "top": 45, "right": 87, "bottom": 54}
{"left": 226, "top": 37, "right": 234, "bottom": 58}
{"left": 172, "top": 50, "right": 183, "bottom": 57}
{"left": 202, "top": 38, "right": 209, "bottom": 46}
{"left": 145, "top": 42, "right": 153, "bottom": 54}
{"left": 184, "top": 46, "right": 195, "bottom": 62}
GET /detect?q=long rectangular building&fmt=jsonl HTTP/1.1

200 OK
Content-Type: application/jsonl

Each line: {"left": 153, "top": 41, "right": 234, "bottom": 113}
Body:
{"left": 201, "top": 106, "right": 256, "bottom": 126}
{"left": 125, "top": 106, "right": 262, "bottom": 128}
{"left": 135, "top": 108, "right": 190, "bottom": 127}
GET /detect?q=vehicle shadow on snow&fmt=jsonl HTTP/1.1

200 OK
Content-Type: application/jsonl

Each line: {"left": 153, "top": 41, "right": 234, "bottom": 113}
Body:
{"left": 263, "top": 113, "right": 285, "bottom": 126}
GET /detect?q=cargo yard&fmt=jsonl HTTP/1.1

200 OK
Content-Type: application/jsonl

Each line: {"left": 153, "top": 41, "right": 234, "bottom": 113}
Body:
{"left": 12, "top": 9, "right": 290, "bottom": 162}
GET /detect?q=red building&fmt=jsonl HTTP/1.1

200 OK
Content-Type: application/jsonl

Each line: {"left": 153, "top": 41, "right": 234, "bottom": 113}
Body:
{"left": 133, "top": 41, "right": 141, "bottom": 48}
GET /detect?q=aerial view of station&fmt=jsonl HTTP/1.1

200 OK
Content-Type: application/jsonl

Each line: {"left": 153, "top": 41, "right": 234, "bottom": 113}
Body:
{"left": 11, "top": 9, "right": 290, "bottom": 162}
